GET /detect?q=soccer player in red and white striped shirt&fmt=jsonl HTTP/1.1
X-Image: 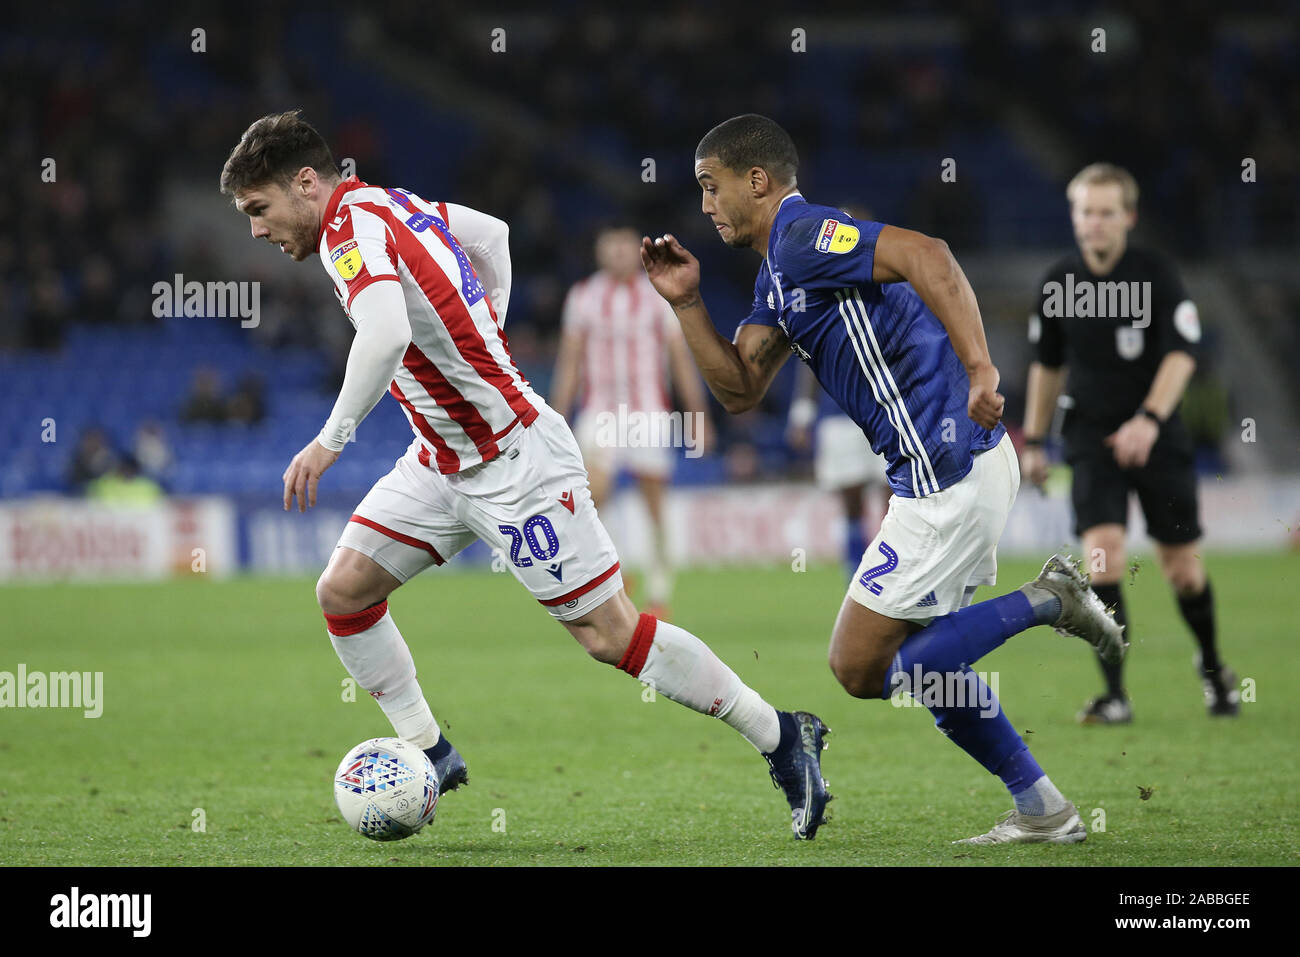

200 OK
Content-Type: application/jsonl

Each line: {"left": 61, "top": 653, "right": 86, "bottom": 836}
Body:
{"left": 550, "top": 227, "right": 714, "bottom": 617}
{"left": 220, "top": 111, "right": 830, "bottom": 839}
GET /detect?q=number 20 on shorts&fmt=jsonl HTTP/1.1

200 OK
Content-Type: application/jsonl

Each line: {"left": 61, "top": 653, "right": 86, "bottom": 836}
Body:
{"left": 497, "top": 516, "right": 560, "bottom": 568}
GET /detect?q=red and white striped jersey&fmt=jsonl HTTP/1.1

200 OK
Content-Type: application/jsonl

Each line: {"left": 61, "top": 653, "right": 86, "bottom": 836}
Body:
{"left": 561, "top": 271, "right": 679, "bottom": 416}
{"left": 317, "top": 177, "right": 542, "bottom": 474}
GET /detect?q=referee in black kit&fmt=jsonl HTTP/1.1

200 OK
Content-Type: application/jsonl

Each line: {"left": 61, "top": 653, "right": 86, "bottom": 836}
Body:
{"left": 1019, "top": 163, "right": 1238, "bottom": 724}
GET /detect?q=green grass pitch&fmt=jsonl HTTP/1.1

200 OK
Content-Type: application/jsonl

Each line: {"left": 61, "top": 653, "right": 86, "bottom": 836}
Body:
{"left": 1, "top": 553, "right": 1296, "bottom": 866}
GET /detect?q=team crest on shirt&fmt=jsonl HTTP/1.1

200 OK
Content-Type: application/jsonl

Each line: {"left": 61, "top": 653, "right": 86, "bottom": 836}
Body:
{"left": 1115, "top": 326, "right": 1145, "bottom": 360}
{"left": 815, "top": 218, "right": 860, "bottom": 254}
{"left": 1173, "top": 300, "right": 1201, "bottom": 343}
{"left": 330, "top": 239, "right": 363, "bottom": 280}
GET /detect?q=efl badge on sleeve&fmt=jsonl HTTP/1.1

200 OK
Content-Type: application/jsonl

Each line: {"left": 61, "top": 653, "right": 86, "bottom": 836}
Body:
{"left": 330, "top": 239, "right": 363, "bottom": 280}
{"left": 815, "top": 218, "right": 860, "bottom": 254}
{"left": 1115, "top": 326, "right": 1145, "bottom": 360}
{"left": 1173, "top": 300, "right": 1202, "bottom": 343}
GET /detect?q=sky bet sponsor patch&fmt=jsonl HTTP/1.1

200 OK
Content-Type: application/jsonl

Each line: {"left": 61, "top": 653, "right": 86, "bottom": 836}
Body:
{"left": 330, "top": 239, "right": 363, "bottom": 280}
{"left": 815, "top": 218, "right": 860, "bottom": 254}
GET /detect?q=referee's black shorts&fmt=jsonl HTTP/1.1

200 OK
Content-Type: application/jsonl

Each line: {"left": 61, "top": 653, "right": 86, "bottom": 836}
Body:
{"left": 1064, "top": 422, "right": 1203, "bottom": 545}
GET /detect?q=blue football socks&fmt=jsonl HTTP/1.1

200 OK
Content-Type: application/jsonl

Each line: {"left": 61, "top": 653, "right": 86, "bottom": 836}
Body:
{"left": 882, "top": 590, "right": 1069, "bottom": 814}
{"left": 845, "top": 521, "right": 868, "bottom": 583}
{"left": 881, "top": 591, "right": 1044, "bottom": 698}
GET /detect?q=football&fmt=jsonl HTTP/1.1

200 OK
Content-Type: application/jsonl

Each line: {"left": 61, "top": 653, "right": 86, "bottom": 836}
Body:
{"left": 333, "top": 737, "right": 440, "bottom": 841}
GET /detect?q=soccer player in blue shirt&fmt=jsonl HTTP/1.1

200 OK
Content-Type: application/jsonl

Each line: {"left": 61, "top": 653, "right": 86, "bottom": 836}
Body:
{"left": 643, "top": 114, "right": 1126, "bottom": 844}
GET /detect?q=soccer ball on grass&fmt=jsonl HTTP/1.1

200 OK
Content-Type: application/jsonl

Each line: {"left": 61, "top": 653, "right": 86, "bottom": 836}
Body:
{"left": 333, "top": 737, "right": 439, "bottom": 841}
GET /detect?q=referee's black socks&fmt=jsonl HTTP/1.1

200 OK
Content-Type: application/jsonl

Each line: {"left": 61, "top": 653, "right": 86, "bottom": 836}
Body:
{"left": 1092, "top": 583, "right": 1127, "bottom": 698}
{"left": 1177, "top": 580, "right": 1220, "bottom": 674}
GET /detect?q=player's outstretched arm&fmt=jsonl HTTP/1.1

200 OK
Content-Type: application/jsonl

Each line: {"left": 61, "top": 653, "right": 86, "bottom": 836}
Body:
{"left": 1021, "top": 361, "right": 1067, "bottom": 487}
{"left": 283, "top": 281, "right": 412, "bottom": 512}
{"left": 642, "top": 233, "right": 789, "bottom": 414}
{"left": 666, "top": 333, "right": 715, "bottom": 453}
{"left": 873, "top": 226, "right": 1004, "bottom": 430}
{"left": 1023, "top": 361, "right": 1066, "bottom": 440}
{"left": 549, "top": 328, "right": 585, "bottom": 421}
{"left": 785, "top": 361, "right": 820, "bottom": 451}
{"left": 444, "top": 203, "right": 511, "bottom": 323}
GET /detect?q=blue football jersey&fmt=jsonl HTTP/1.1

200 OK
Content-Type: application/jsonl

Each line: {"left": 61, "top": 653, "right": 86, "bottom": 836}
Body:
{"left": 742, "top": 193, "right": 1005, "bottom": 498}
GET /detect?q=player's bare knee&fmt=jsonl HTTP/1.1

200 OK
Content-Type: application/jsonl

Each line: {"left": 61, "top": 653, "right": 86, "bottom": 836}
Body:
{"left": 565, "top": 620, "right": 596, "bottom": 654}
{"left": 564, "top": 594, "right": 638, "bottom": 665}
{"left": 828, "top": 653, "right": 882, "bottom": 699}
{"left": 1156, "top": 545, "right": 1202, "bottom": 596}
{"left": 562, "top": 620, "right": 607, "bottom": 663}
{"left": 841, "top": 667, "right": 884, "bottom": 700}
{"left": 316, "top": 570, "right": 355, "bottom": 615}
{"left": 316, "top": 566, "right": 384, "bottom": 615}
{"left": 1162, "top": 560, "right": 1202, "bottom": 596}
{"left": 1083, "top": 535, "right": 1125, "bottom": 584}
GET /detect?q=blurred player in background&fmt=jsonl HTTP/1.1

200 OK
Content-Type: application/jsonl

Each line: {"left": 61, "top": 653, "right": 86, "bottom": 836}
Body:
{"left": 220, "top": 111, "right": 830, "bottom": 840}
{"left": 645, "top": 114, "right": 1125, "bottom": 845}
{"left": 550, "top": 226, "right": 714, "bottom": 618}
{"left": 786, "top": 362, "right": 887, "bottom": 581}
{"left": 1021, "top": 162, "right": 1237, "bottom": 724}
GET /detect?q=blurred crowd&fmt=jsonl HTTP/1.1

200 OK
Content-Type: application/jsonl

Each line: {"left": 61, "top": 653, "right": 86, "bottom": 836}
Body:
{"left": 4, "top": 3, "right": 1294, "bottom": 342}
{"left": 180, "top": 369, "right": 267, "bottom": 427}
{"left": 0, "top": 37, "right": 171, "bottom": 352}
{"left": 1008, "top": 4, "right": 1300, "bottom": 252}
{"left": 2, "top": 1, "right": 1295, "bottom": 493}
{"left": 68, "top": 422, "right": 171, "bottom": 504}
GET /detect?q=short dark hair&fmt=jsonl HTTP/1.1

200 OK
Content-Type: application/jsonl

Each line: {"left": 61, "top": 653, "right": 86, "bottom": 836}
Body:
{"left": 695, "top": 114, "right": 799, "bottom": 186}
{"left": 220, "top": 110, "right": 339, "bottom": 196}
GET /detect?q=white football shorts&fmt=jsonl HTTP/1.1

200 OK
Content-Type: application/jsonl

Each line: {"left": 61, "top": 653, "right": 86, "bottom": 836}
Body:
{"left": 814, "top": 415, "right": 888, "bottom": 491}
{"left": 573, "top": 407, "right": 675, "bottom": 480}
{"left": 848, "top": 432, "right": 1020, "bottom": 622}
{"left": 337, "top": 405, "right": 623, "bottom": 621}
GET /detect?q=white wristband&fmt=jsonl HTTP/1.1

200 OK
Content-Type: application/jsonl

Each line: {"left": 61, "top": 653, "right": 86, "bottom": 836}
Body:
{"left": 317, "top": 424, "right": 351, "bottom": 452}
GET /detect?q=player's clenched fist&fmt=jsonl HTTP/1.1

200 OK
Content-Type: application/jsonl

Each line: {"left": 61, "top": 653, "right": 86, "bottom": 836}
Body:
{"left": 966, "top": 363, "right": 1005, "bottom": 431}
{"left": 1105, "top": 413, "right": 1159, "bottom": 469}
{"left": 283, "top": 439, "right": 341, "bottom": 512}
{"left": 1019, "top": 445, "right": 1049, "bottom": 488}
{"left": 641, "top": 234, "right": 701, "bottom": 309}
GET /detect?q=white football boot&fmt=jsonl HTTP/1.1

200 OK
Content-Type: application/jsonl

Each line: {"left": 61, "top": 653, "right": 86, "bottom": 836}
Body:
{"left": 954, "top": 802, "right": 1087, "bottom": 846}
{"left": 1026, "top": 554, "right": 1127, "bottom": 664}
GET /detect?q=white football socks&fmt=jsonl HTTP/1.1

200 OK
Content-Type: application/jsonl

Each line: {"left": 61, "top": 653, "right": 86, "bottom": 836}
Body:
{"left": 621, "top": 614, "right": 781, "bottom": 753}
{"left": 1014, "top": 775, "right": 1069, "bottom": 817}
{"left": 645, "top": 523, "right": 672, "bottom": 607}
{"left": 327, "top": 605, "right": 783, "bottom": 756}
{"left": 326, "top": 602, "right": 441, "bottom": 750}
